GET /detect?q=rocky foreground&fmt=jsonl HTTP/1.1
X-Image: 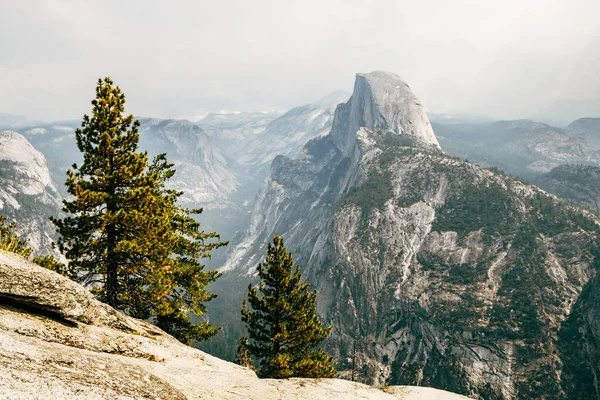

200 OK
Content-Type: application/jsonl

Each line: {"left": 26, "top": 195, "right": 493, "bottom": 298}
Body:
{"left": 0, "top": 251, "right": 468, "bottom": 399}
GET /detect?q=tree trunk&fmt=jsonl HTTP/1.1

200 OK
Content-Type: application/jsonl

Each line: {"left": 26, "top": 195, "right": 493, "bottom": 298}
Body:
{"left": 106, "top": 220, "right": 118, "bottom": 307}
{"left": 106, "top": 172, "right": 118, "bottom": 307}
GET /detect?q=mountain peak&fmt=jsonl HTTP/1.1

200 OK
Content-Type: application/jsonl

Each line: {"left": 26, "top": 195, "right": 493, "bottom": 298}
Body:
{"left": 330, "top": 71, "right": 440, "bottom": 155}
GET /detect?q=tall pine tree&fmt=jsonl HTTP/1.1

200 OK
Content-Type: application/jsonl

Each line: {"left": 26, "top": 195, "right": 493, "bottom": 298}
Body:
{"left": 51, "top": 77, "right": 226, "bottom": 344}
{"left": 239, "top": 235, "right": 336, "bottom": 378}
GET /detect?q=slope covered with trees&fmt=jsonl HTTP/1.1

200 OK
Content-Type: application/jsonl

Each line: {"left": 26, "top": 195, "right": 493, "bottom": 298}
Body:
{"left": 535, "top": 164, "right": 600, "bottom": 213}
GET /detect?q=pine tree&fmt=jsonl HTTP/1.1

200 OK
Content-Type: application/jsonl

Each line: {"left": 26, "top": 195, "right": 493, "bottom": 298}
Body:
{"left": 0, "top": 215, "right": 32, "bottom": 258}
{"left": 0, "top": 214, "right": 67, "bottom": 274}
{"left": 240, "top": 235, "right": 336, "bottom": 378}
{"left": 51, "top": 77, "right": 226, "bottom": 344}
{"left": 235, "top": 336, "right": 254, "bottom": 369}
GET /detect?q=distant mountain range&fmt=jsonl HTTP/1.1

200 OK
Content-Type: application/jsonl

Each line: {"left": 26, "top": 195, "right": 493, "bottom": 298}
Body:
{"left": 435, "top": 119, "right": 600, "bottom": 179}
{"left": 0, "top": 113, "right": 45, "bottom": 130}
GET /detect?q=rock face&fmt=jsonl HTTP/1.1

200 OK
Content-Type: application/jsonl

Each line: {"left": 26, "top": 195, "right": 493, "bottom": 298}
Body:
{"left": 330, "top": 72, "right": 439, "bottom": 156}
{"left": 0, "top": 251, "right": 468, "bottom": 400}
{"left": 535, "top": 164, "right": 600, "bottom": 212}
{"left": 0, "top": 131, "right": 62, "bottom": 257}
{"left": 221, "top": 71, "right": 600, "bottom": 399}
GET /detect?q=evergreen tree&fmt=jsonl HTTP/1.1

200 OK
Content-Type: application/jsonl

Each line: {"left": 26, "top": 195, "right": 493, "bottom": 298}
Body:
{"left": 51, "top": 77, "right": 226, "bottom": 344}
{"left": 240, "top": 235, "right": 336, "bottom": 378}
{"left": 235, "top": 336, "right": 254, "bottom": 369}
{"left": 0, "top": 215, "right": 32, "bottom": 258}
{"left": 0, "top": 214, "right": 67, "bottom": 274}
{"left": 32, "top": 253, "right": 69, "bottom": 276}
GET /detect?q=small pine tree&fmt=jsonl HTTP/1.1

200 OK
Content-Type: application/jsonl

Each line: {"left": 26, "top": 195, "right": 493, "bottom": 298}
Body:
{"left": 240, "top": 235, "right": 336, "bottom": 378}
{"left": 51, "top": 77, "right": 226, "bottom": 344}
{"left": 235, "top": 336, "right": 254, "bottom": 369}
{"left": 0, "top": 215, "right": 32, "bottom": 258}
{"left": 32, "top": 254, "right": 69, "bottom": 276}
{"left": 0, "top": 215, "right": 67, "bottom": 274}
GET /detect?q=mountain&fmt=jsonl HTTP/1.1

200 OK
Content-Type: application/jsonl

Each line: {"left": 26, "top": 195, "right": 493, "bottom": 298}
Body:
{"left": 0, "top": 113, "right": 43, "bottom": 130}
{"left": 219, "top": 71, "right": 600, "bottom": 399}
{"left": 200, "top": 91, "right": 350, "bottom": 178}
{"left": 137, "top": 118, "right": 240, "bottom": 209}
{"left": 20, "top": 119, "right": 240, "bottom": 211}
{"left": 224, "top": 71, "right": 440, "bottom": 273}
{"left": 7, "top": 92, "right": 349, "bottom": 261}
{"left": 237, "top": 90, "right": 351, "bottom": 171}
{"left": 535, "top": 164, "right": 600, "bottom": 213}
{"left": 17, "top": 119, "right": 243, "bottom": 262}
{"left": 427, "top": 112, "right": 494, "bottom": 125}
{"left": 568, "top": 117, "right": 600, "bottom": 150}
{"left": 435, "top": 119, "right": 600, "bottom": 179}
{"left": 0, "top": 131, "right": 62, "bottom": 257}
{"left": 0, "top": 250, "right": 468, "bottom": 400}
{"left": 199, "top": 111, "right": 281, "bottom": 153}
{"left": 20, "top": 122, "right": 81, "bottom": 197}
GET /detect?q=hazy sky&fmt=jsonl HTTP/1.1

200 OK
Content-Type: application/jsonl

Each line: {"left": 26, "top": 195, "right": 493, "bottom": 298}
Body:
{"left": 1, "top": 0, "right": 599, "bottom": 123}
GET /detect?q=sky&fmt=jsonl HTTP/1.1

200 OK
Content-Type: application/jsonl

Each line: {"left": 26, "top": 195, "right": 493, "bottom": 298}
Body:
{"left": 1, "top": 0, "right": 599, "bottom": 124}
